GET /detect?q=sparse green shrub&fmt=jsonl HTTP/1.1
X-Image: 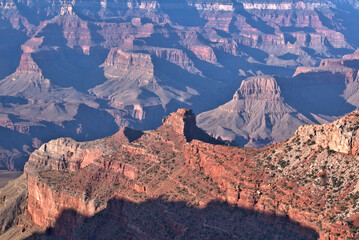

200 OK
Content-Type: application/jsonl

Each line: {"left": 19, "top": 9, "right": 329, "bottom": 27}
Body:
{"left": 278, "top": 160, "right": 289, "bottom": 168}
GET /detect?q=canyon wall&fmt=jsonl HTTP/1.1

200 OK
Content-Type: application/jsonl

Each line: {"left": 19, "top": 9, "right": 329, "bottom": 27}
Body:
{"left": 20, "top": 109, "right": 359, "bottom": 239}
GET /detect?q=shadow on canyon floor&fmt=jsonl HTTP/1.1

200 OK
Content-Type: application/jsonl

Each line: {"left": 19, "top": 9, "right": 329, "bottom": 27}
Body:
{"left": 25, "top": 197, "right": 319, "bottom": 240}
{"left": 0, "top": 28, "right": 28, "bottom": 80}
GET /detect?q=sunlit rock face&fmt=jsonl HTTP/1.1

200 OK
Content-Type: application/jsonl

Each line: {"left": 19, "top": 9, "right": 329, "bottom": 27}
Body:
{"left": 296, "top": 111, "right": 359, "bottom": 155}
{"left": 20, "top": 109, "right": 359, "bottom": 239}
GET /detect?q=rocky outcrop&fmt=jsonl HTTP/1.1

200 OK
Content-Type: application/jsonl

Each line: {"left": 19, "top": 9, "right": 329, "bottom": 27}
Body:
{"left": 104, "top": 49, "right": 153, "bottom": 73}
{"left": 150, "top": 48, "right": 200, "bottom": 74}
{"left": 162, "top": 108, "right": 196, "bottom": 136}
{"left": 188, "top": 45, "right": 217, "bottom": 64}
{"left": 16, "top": 54, "right": 42, "bottom": 75}
{"left": 292, "top": 52, "right": 359, "bottom": 108}
{"left": 0, "top": 54, "right": 51, "bottom": 97}
{"left": 56, "top": 3, "right": 92, "bottom": 54}
{"left": 343, "top": 49, "right": 359, "bottom": 60}
{"left": 25, "top": 138, "right": 104, "bottom": 174}
{"left": 293, "top": 65, "right": 357, "bottom": 85}
{"left": 24, "top": 109, "right": 219, "bottom": 234}
{"left": 26, "top": 174, "right": 96, "bottom": 229}
{"left": 89, "top": 49, "right": 161, "bottom": 124}
{"left": 197, "top": 76, "right": 313, "bottom": 147}
{"left": 24, "top": 128, "right": 143, "bottom": 232}
{"left": 24, "top": 128, "right": 136, "bottom": 176}
{"left": 162, "top": 108, "right": 221, "bottom": 143}
{"left": 60, "top": 3, "right": 74, "bottom": 16}
{"left": 296, "top": 110, "right": 359, "bottom": 155}
{"left": 19, "top": 109, "right": 359, "bottom": 239}
{"left": 90, "top": 47, "right": 202, "bottom": 130}
{"left": 233, "top": 75, "right": 282, "bottom": 100}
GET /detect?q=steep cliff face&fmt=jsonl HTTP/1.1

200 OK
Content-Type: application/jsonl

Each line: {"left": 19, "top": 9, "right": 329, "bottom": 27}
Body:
{"left": 162, "top": 108, "right": 197, "bottom": 136}
{"left": 162, "top": 108, "right": 220, "bottom": 143}
{"left": 0, "top": 175, "right": 27, "bottom": 233}
{"left": 0, "top": 171, "right": 47, "bottom": 240}
{"left": 188, "top": 45, "right": 218, "bottom": 64}
{"left": 104, "top": 48, "right": 154, "bottom": 73}
{"left": 15, "top": 54, "right": 42, "bottom": 74}
{"left": 296, "top": 111, "right": 359, "bottom": 155}
{"left": 24, "top": 127, "right": 142, "bottom": 230}
{"left": 24, "top": 128, "right": 137, "bottom": 176}
{"left": 234, "top": 75, "right": 282, "bottom": 100}
{"left": 150, "top": 48, "right": 200, "bottom": 74}
{"left": 18, "top": 109, "right": 359, "bottom": 239}
{"left": 226, "top": 0, "right": 351, "bottom": 55}
{"left": 51, "top": 3, "right": 92, "bottom": 54}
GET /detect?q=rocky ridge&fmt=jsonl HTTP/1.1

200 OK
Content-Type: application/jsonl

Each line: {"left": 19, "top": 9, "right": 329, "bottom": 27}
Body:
{"left": 0, "top": 109, "right": 355, "bottom": 239}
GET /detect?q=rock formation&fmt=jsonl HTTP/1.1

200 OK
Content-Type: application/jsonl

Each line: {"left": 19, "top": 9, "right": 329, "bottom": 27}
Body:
{"left": 198, "top": 49, "right": 359, "bottom": 147}
{"left": 296, "top": 111, "right": 359, "bottom": 155}
{"left": 0, "top": 109, "right": 354, "bottom": 239}
{"left": 197, "top": 76, "right": 313, "bottom": 147}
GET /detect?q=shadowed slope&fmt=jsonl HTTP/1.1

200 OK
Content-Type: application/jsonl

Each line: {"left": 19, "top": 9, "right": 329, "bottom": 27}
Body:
{"left": 25, "top": 197, "right": 319, "bottom": 240}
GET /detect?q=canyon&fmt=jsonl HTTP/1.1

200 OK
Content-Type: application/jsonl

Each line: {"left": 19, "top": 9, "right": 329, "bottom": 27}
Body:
{"left": 0, "top": 0, "right": 359, "bottom": 169}
{"left": 198, "top": 49, "right": 359, "bottom": 147}
{"left": 1, "top": 1, "right": 359, "bottom": 239}
{"left": 0, "top": 108, "right": 359, "bottom": 239}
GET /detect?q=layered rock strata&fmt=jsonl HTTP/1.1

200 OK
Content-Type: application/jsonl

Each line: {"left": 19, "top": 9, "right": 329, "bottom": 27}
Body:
{"left": 20, "top": 109, "right": 359, "bottom": 239}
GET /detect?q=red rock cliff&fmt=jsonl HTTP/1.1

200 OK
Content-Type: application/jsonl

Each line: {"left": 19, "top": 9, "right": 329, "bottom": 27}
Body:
{"left": 24, "top": 109, "right": 359, "bottom": 239}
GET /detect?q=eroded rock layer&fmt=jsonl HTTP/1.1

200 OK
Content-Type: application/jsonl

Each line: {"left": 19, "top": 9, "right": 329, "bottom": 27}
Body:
{"left": 17, "top": 109, "right": 359, "bottom": 239}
